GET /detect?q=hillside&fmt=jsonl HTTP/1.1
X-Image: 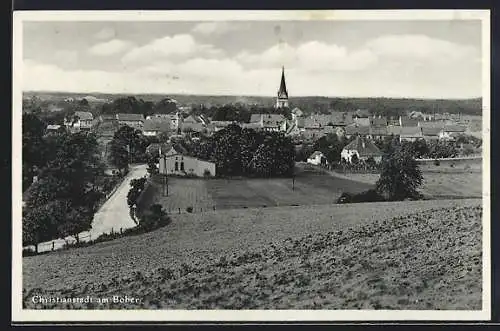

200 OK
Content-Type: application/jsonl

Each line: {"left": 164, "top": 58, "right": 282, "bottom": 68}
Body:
{"left": 23, "top": 198, "right": 481, "bottom": 309}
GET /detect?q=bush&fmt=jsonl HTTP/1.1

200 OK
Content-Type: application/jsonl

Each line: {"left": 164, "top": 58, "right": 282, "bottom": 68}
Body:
{"left": 434, "top": 159, "right": 440, "bottom": 166}
{"left": 203, "top": 169, "right": 212, "bottom": 177}
{"left": 186, "top": 206, "right": 193, "bottom": 213}
{"left": 139, "top": 204, "right": 171, "bottom": 231}
{"left": 337, "top": 189, "right": 385, "bottom": 204}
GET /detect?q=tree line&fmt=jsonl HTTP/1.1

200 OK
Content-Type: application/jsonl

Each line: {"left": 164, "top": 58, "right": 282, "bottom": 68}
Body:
{"left": 182, "top": 124, "right": 295, "bottom": 177}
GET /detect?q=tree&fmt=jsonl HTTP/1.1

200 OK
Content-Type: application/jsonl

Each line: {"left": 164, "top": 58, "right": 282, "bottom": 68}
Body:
{"left": 412, "top": 139, "right": 429, "bottom": 159}
{"left": 146, "top": 154, "right": 159, "bottom": 176}
{"left": 351, "top": 153, "right": 359, "bottom": 165}
{"left": 23, "top": 131, "right": 105, "bottom": 248}
{"left": 22, "top": 114, "right": 47, "bottom": 191}
{"left": 57, "top": 204, "right": 94, "bottom": 243}
{"left": 23, "top": 201, "right": 62, "bottom": 252}
{"left": 212, "top": 124, "right": 243, "bottom": 175}
{"left": 376, "top": 146, "right": 423, "bottom": 201}
{"left": 109, "top": 139, "right": 129, "bottom": 174}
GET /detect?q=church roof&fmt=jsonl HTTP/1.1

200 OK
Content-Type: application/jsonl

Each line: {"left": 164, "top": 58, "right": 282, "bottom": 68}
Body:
{"left": 277, "top": 66, "right": 288, "bottom": 99}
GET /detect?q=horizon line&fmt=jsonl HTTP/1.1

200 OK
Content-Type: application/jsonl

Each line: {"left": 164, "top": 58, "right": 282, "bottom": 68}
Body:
{"left": 23, "top": 90, "right": 483, "bottom": 101}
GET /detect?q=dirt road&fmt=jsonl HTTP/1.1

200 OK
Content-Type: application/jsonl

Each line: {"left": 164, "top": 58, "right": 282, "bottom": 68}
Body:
{"left": 24, "top": 164, "right": 148, "bottom": 253}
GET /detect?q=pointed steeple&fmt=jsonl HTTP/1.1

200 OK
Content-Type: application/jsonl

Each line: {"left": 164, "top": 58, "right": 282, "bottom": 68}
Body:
{"left": 277, "top": 66, "right": 288, "bottom": 99}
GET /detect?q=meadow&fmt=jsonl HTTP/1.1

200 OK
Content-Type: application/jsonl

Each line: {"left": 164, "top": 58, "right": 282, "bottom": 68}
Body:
{"left": 23, "top": 199, "right": 482, "bottom": 309}
{"left": 147, "top": 168, "right": 372, "bottom": 214}
{"left": 337, "top": 172, "right": 482, "bottom": 199}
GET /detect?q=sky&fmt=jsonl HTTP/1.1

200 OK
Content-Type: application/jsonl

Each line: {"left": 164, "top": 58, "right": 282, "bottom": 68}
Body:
{"left": 21, "top": 19, "right": 483, "bottom": 98}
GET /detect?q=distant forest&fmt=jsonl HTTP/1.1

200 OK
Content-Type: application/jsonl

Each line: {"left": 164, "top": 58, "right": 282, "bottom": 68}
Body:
{"left": 23, "top": 91, "right": 482, "bottom": 120}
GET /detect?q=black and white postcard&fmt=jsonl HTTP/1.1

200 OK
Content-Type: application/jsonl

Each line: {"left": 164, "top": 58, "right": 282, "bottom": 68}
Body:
{"left": 12, "top": 9, "right": 491, "bottom": 322}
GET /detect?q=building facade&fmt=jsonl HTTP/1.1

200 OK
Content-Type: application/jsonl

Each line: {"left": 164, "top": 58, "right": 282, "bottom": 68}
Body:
{"left": 158, "top": 146, "right": 216, "bottom": 177}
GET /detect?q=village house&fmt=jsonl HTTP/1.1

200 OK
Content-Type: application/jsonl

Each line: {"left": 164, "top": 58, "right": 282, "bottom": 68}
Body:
{"left": 116, "top": 113, "right": 145, "bottom": 130}
{"left": 354, "top": 116, "right": 370, "bottom": 126}
{"left": 409, "top": 111, "right": 433, "bottom": 121}
{"left": 368, "top": 126, "right": 389, "bottom": 140}
{"left": 399, "top": 126, "right": 424, "bottom": 142}
{"left": 291, "top": 107, "right": 304, "bottom": 120}
{"left": 352, "top": 109, "right": 371, "bottom": 119}
{"left": 439, "top": 125, "right": 467, "bottom": 141}
{"left": 344, "top": 124, "right": 370, "bottom": 139}
{"left": 181, "top": 114, "right": 205, "bottom": 133}
{"left": 249, "top": 114, "right": 286, "bottom": 132}
{"left": 99, "top": 113, "right": 117, "bottom": 123}
{"left": 64, "top": 111, "right": 94, "bottom": 132}
{"left": 284, "top": 121, "right": 302, "bottom": 136}
{"left": 341, "top": 136, "right": 383, "bottom": 163}
{"left": 209, "top": 121, "right": 237, "bottom": 132}
{"left": 399, "top": 116, "right": 419, "bottom": 127}
{"left": 307, "top": 151, "right": 328, "bottom": 166}
{"left": 369, "top": 116, "right": 388, "bottom": 127}
{"left": 142, "top": 118, "right": 171, "bottom": 137}
{"left": 146, "top": 113, "right": 180, "bottom": 130}
{"left": 45, "top": 124, "right": 64, "bottom": 134}
{"left": 387, "top": 125, "right": 402, "bottom": 136}
{"left": 158, "top": 144, "right": 216, "bottom": 177}
{"left": 421, "top": 127, "right": 442, "bottom": 142}
{"left": 145, "top": 142, "right": 171, "bottom": 157}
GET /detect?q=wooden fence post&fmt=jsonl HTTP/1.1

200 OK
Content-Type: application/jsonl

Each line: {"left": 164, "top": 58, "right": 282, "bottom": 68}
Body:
{"left": 52, "top": 241, "right": 55, "bottom": 251}
{"left": 178, "top": 208, "right": 181, "bottom": 214}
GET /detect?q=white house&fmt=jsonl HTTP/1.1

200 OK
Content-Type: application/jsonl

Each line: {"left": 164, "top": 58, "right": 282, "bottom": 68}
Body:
{"left": 64, "top": 111, "right": 94, "bottom": 132}
{"left": 158, "top": 145, "right": 216, "bottom": 177}
{"left": 307, "top": 151, "right": 328, "bottom": 166}
{"left": 341, "top": 136, "right": 383, "bottom": 163}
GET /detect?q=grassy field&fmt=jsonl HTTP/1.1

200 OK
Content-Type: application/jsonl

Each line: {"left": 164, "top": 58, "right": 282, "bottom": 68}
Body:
{"left": 23, "top": 199, "right": 482, "bottom": 309}
{"left": 148, "top": 168, "right": 372, "bottom": 214}
{"left": 336, "top": 172, "right": 482, "bottom": 199}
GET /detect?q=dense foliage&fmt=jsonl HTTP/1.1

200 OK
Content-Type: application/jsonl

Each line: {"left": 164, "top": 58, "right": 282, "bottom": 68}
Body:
{"left": 109, "top": 126, "right": 153, "bottom": 173}
{"left": 376, "top": 145, "right": 424, "bottom": 201}
{"left": 22, "top": 129, "right": 108, "bottom": 251}
{"left": 187, "top": 124, "right": 295, "bottom": 177}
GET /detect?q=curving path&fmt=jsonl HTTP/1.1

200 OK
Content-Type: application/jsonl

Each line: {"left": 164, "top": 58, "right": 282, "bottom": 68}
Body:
{"left": 24, "top": 164, "right": 148, "bottom": 253}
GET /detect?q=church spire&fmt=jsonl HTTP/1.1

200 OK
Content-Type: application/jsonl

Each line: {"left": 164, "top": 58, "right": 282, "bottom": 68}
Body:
{"left": 278, "top": 66, "right": 288, "bottom": 98}
{"left": 276, "top": 66, "right": 289, "bottom": 109}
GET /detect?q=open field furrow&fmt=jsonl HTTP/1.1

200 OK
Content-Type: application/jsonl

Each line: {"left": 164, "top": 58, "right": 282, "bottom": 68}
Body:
{"left": 23, "top": 199, "right": 480, "bottom": 292}
{"left": 23, "top": 203, "right": 482, "bottom": 310}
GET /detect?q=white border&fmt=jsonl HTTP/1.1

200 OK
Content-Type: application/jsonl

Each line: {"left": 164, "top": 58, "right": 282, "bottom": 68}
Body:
{"left": 12, "top": 9, "right": 491, "bottom": 322}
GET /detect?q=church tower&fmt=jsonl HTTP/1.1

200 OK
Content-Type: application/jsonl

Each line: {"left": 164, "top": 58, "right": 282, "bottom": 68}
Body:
{"left": 276, "top": 66, "right": 289, "bottom": 109}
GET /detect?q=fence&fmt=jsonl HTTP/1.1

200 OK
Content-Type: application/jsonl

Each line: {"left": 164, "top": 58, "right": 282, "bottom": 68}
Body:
{"left": 23, "top": 226, "right": 135, "bottom": 255}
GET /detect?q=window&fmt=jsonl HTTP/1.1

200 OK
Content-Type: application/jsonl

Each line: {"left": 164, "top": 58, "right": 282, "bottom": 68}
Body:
{"left": 180, "top": 162, "right": 185, "bottom": 171}
{"left": 175, "top": 162, "right": 178, "bottom": 171}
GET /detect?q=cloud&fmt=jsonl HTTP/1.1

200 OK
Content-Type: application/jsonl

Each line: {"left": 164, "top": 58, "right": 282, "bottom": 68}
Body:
{"left": 23, "top": 31, "right": 482, "bottom": 98}
{"left": 53, "top": 50, "right": 79, "bottom": 67}
{"left": 121, "top": 34, "right": 223, "bottom": 65}
{"left": 366, "top": 34, "right": 479, "bottom": 63}
{"left": 94, "top": 27, "right": 116, "bottom": 40}
{"left": 237, "top": 41, "right": 378, "bottom": 72}
{"left": 191, "top": 22, "right": 244, "bottom": 36}
{"left": 192, "top": 22, "right": 228, "bottom": 35}
{"left": 88, "top": 39, "right": 135, "bottom": 56}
